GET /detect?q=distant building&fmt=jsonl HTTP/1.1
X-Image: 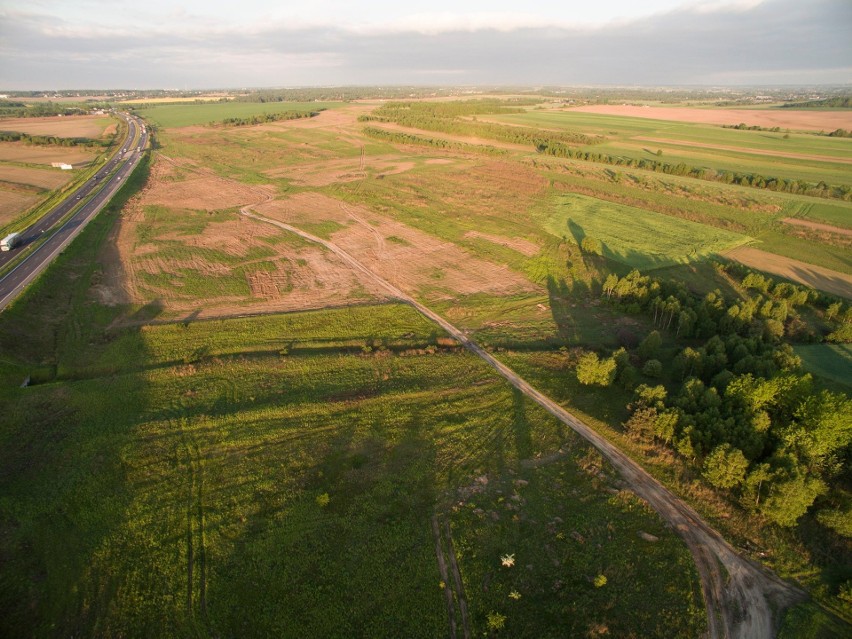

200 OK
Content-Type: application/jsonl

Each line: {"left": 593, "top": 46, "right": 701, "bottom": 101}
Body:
{"left": 50, "top": 162, "right": 73, "bottom": 170}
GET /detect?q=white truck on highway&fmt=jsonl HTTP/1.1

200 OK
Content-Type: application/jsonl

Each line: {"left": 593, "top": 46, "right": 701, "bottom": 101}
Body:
{"left": 1, "top": 232, "right": 22, "bottom": 251}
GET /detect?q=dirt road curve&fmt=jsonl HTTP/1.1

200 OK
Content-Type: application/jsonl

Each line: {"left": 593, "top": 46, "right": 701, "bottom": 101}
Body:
{"left": 242, "top": 207, "right": 806, "bottom": 638}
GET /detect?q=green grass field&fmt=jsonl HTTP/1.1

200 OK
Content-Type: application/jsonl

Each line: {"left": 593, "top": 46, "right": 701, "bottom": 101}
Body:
{"left": 544, "top": 193, "right": 751, "bottom": 270}
{"left": 134, "top": 101, "right": 342, "bottom": 128}
{"left": 794, "top": 343, "right": 852, "bottom": 390}
{"left": 493, "top": 111, "right": 852, "bottom": 186}
{"left": 0, "top": 303, "right": 706, "bottom": 638}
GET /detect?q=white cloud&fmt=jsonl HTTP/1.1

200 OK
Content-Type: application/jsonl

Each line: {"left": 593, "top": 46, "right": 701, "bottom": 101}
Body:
{"left": 0, "top": 0, "right": 848, "bottom": 89}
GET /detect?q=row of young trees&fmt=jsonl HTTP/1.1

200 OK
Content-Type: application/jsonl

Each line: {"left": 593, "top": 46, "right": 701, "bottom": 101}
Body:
{"left": 360, "top": 100, "right": 603, "bottom": 147}
{"left": 580, "top": 267, "right": 850, "bottom": 531}
{"left": 0, "top": 131, "right": 105, "bottom": 147}
{"left": 0, "top": 101, "right": 90, "bottom": 118}
{"left": 215, "top": 110, "right": 321, "bottom": 127}
{"left": 536, "top": 139, "right": 852, "bottom": 201}
{"left": 362, "top": 127, "right": 507, "bottom": 156}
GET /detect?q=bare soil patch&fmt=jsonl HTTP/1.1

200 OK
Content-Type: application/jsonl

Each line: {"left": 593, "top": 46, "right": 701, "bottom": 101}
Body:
{"left": 0, "top": 142, "right": 96, "bottom": 166}
{"left": 781, "top": 217, "right": 852, "bottom": 237}
{"left": 264, "top": 154, "right": 417, "bottom": 187}
{"left": 726, "top": 246, "right": 852, "bottom": 299}
{"left": 569, "top": 105, "right": 852, "bottom": 132}
{"left": 143, "top": 155, "right": 275, "bottom": 210}
{"left": 0, "top": 189, "right": 40, "bottom": 225}
{"left": 635, "top": 136, "right": 852, "bottom": 164}
{"left": 255, "top": 192, "right": 537, "bottom": 300}
{"left": 101, "top": 157, "right": 389, "bottom": 318}
{"left": 0, "top": 114, "right": 113, "bottom": 138}
{"left": 463, "top": 230, "right": 540, "bottom": 256}
{"left": 0, "top": 165, "right": 72, "bottom": 190}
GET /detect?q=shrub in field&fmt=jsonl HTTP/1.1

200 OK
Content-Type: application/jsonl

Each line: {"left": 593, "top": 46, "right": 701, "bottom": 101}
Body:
{"left": 487, "top": 611, "right": 507, "bottom": 631}
{"left": 576, "top": 352, "right": 617, "bottom": 386}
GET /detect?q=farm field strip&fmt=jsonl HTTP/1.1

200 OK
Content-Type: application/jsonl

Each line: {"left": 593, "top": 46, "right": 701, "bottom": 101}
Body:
{"left": 489, "top": 110, "right": 852, "bottom": 184}
{"left": 0, "top": 142, "right": 98, "bottom": 166}
{"left": 0, "top": 190, "right": 41, "bottom": 224}
{"left": 562, "top": 105, "right": 852, "bottom": 132}
{"left": 493, "top": 111, "right": 852, "bottom": 156}
{"left": 0, "top": 164, "right": 73, "bottom": 190}
{"left": 134, "top": 101, "right": 344, "bottom": 128}
{"left": 632, "top": 136, "right": 852, "bottom": 164}
{"left": 0, "top": 114, "right": 114, "bottom": 138}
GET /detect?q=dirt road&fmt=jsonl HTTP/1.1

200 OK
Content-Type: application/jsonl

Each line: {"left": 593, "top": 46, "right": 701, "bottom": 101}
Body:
{"left": 242, "top": 207, "right": 806, "bottom": 638}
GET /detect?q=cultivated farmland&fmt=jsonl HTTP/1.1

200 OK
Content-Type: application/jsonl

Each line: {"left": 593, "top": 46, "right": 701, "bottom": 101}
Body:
{"left": 0, "top": 114, "right": 114, "bottom": 138}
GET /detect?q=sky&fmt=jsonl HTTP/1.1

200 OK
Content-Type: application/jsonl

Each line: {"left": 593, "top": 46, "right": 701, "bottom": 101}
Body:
{"left": 0, "top": 0, "right": 850, "bottom": 89}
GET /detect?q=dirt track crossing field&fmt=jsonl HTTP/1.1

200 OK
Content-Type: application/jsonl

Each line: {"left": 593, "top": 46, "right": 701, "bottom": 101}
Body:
{"left": 243, "top": 206, "right": 806, "bottom": 639}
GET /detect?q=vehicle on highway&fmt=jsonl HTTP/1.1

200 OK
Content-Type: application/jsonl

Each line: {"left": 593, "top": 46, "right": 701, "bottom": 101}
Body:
{"left": 1, "top": 232, "right": 22, "bottom": 252}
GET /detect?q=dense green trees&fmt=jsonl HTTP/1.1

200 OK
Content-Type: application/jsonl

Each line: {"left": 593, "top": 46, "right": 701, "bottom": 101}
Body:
{"left": 606, "top": 265, "right": 851, "bottom": 529}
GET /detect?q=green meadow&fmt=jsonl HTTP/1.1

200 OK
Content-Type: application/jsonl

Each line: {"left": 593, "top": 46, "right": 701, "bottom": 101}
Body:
{"left": 544, "top": 192, "right": 751, "bottom": 270}
{"left": 134, "top": 101, "right": 343, "bottom": 128}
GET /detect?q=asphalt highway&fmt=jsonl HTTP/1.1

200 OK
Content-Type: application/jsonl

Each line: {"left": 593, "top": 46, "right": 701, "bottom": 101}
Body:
{"left": 0, "top": 113, "right": 148, "bottom": 311}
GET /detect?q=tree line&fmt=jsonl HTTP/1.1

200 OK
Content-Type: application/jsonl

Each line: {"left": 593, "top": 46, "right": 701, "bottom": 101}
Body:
{"left": 214, "top": 110, "right": 321, "bottom": 127}
{"left": 0, "top": 131, "right": 106, "bottom": 147}
{"left": 360, "top": 100, "right": 603, "bottom": 147}
{"left": 535, "top": 139, "right": 852, "bottom": 201}
{"left": 0, "top": 101, "right": 90, "bottom": 118}
{"left": 362, "top": 126, "right": 507, "bottom": 156}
